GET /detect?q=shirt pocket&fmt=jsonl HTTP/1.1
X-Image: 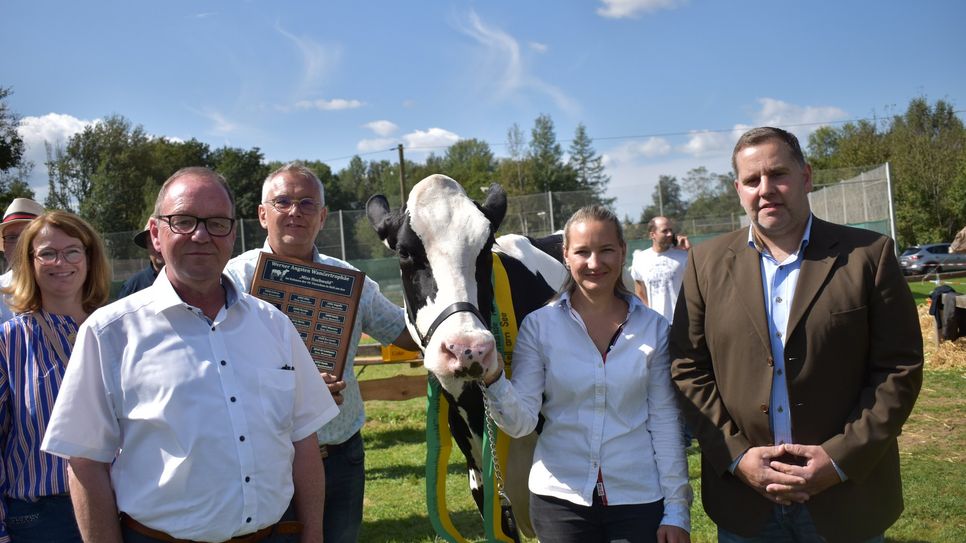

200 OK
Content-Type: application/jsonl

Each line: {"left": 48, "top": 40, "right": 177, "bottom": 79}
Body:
{"left": 258, "top": 368, "right": 297, "bottom": 434}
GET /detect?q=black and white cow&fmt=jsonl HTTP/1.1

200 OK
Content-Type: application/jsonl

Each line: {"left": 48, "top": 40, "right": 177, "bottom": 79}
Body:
{"left": 366, "top": 174, "right": 566, "bottom": 540}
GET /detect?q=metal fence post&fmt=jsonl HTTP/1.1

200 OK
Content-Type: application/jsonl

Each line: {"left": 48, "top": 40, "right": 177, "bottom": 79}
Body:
{"left": 339, "top": 210, "right": 346, "bottom": 261}
{"left": 547, "top": 191, "right": 555, "bottom": 232}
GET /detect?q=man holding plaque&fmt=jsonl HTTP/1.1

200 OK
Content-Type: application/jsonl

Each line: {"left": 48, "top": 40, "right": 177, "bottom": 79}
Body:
{"left": 226, "top": 162, "right": 419, "bottom": 543}
{"left": 41, "top": 167, "right": 338, "bottom": 542}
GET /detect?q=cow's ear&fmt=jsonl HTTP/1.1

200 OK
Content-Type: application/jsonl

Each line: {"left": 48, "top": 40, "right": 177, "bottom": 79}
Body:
{"left": 366, "top": 195, "right": 401, "bottom": 250}
{"left": 480, "top": 184, "right": 507, "bottom": 232}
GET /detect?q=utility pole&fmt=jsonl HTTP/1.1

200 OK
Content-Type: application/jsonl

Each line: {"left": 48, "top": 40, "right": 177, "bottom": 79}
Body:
{"left": 397, "top": 144, "right": 407, "bottom": 205}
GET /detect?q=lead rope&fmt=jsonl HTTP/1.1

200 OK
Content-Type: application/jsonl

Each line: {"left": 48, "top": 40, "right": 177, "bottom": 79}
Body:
{"left": 477, "top": 380, "right": 511, "bottom": 508}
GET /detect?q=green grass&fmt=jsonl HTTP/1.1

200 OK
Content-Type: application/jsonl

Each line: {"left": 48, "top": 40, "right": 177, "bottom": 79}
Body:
{"left": 907, "top": 277, "right": 966, "bottom": 305}
{"left": 357, "top": 364, "right": 966, "bottom": 542}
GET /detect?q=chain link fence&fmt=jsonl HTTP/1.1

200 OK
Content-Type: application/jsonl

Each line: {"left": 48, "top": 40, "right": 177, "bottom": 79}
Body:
{"left": 104, "top": 190, "right": 598, "bottom": 304}
{"left": 101, "top": 166, "right": 893, "bottom": 303}
{"left": 809, "top": 163, "right": 893, "bottom": 237}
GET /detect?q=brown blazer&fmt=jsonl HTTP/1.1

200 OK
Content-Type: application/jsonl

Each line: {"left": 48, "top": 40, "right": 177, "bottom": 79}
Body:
{"left": 670, "top": 217, "right": 923, "bottom": 542}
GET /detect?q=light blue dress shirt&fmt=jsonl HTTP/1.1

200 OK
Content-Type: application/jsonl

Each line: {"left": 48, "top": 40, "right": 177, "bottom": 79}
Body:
{"left": 747, "top": 216, "right": 812, "bottom": 447}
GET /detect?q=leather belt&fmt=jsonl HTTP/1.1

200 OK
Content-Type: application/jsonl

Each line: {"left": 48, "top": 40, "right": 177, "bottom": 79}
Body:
{"left": 120, "top": 513, "right": 301, "bottom": 543}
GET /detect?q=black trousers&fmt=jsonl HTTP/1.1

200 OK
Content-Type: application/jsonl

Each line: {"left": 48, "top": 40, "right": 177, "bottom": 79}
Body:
{"left": 529, "top": 492, "right": 664, "bottom": 543}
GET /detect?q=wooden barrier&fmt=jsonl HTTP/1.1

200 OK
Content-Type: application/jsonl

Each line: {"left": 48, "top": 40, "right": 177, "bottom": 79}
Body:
{"left": 355, "top": 344, "right": 428, "bottom": 402}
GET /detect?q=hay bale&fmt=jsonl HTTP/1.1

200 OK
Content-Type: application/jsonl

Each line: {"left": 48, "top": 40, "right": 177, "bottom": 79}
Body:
{"left": 918, "top": 304, "right": 966, "bottom": 369}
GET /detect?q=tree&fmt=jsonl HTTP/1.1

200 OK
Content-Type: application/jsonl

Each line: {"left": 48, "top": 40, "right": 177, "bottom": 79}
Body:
{"left": 211, "top": 146, "right": 268, "bottom": 219}
{"left": 437, "top": 138, "right": 497, "bottom": 196}
{"left": 804, "top": 97, "right": 966, "bottom": 248}
{"left": 887, "top": 98, "right": 966, "bottom": 245}
{"left": 568, "top": 123, "right": 612, "bottom": 206}
{"left": 0, "top": 87, "right": 34, "bottom": 209}
{"left": 45, "top": 115, "right": 153, "bottom": 233}
{"left": 528, "top": 114, "right": 578, "bottom": 193}
{"left": 640, "top": 175, "right": 686, "bottom": 224}
{"left": 0, "top": 87, "right": 25, "bottom": 173}
{"left": 681, "top": 167, "right": 740, "bottom": 220}
{"left": 497, "top": 123, "right": 528, "bottom": 194}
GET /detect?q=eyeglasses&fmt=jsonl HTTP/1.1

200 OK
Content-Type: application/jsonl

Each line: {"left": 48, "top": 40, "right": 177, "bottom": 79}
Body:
{"left": 156, "top": 214, "right": 235, "bottom": 237}
{"left": 2, "top": 234, "right": 19, "bottom": 244}
{"left": 34, "top": 247, "right": 86, "bottom": 265}
{"left": 264, "top": 197, "right": 322, "bottom": 214}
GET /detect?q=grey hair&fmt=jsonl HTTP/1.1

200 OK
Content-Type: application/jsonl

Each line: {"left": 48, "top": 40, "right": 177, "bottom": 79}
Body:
{"left": 261, "top": 161, "right": 326, "bottom": 205}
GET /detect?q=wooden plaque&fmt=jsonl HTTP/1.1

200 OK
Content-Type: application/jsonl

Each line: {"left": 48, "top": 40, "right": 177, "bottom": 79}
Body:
{"left": 250, "top": 252, "right": 364, "bottom": 380}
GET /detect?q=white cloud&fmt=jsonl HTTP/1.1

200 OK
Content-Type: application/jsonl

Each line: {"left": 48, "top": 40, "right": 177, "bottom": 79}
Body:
{"left": 275, "top": 23, "right": 341, "bottom": 98}
{"left": 678, "top": 130, "right": 734, "bottom": 158}
{"left": 295, "top": 98, "right": 364, "bottom": 111}
{"left": 357, "top": 138, "right": 397, "bottom": 153}
{"left": 458, "top": 10, "right": 579, "bottom": 116}
{"left": 749, "top": 97, "right": 848, "bottom": 144}
{"left": 192, "top": 108, "right": 240, "bottom": 135}
{"left": 604, "top": 137, "right": 672, "bottom": 165}
{"left": 403, "top": 128, "right": 460, "bottom": 150}
{"left": 529, "top": 41, "right": 548, "bottom": 53}
{"left": 364, "top": 120, "right": 398, "bottom": 136}
{"left": 16, "top": 113, "right": 97, "bottom": 195}
{"left": 597, "top": 0, "right": 689, "bottom": 19}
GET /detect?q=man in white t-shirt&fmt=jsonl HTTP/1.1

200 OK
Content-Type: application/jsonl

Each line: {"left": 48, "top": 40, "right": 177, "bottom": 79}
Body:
{"left": 630, "top": 216, "right": 689, "bottom": 322}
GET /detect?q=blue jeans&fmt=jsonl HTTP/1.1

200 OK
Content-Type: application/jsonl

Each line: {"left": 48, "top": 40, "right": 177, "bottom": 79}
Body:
{"left": 322, "top": 430, "right": 366, "bottom": 543}
{"left": 5, "top": 494, "right": 82, "bottom": 542}
{"left": 717, "top": 504, "right": 885, "bottom": 543}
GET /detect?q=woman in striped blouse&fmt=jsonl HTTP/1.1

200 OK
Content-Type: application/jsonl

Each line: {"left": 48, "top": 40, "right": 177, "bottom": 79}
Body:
{"left": 0, "top": 211, "right": 110, "bottom": 542}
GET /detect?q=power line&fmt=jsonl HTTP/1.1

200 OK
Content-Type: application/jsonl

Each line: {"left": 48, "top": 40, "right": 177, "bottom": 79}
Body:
{"left": 318, "top": 109, "right": 966, "bottom": 164}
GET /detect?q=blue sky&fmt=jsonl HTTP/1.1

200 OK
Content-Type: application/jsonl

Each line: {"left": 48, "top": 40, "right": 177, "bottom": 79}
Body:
{"left": 4, "top": 0, "right": 965, "bottom": 222}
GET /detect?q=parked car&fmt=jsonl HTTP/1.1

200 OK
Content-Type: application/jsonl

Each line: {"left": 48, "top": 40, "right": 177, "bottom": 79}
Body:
{"left": 899, "top": 243, "right": 966, "bottom": 275}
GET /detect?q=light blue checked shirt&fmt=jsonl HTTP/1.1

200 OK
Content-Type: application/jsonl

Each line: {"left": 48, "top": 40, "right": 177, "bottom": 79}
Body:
{"left": 225, "top": 241, "right": 407, "bottom": 445}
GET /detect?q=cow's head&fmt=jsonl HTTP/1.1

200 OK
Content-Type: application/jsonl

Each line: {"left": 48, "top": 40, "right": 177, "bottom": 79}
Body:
{"left": 367, "top": 174, "right": 506, "bottom": 388}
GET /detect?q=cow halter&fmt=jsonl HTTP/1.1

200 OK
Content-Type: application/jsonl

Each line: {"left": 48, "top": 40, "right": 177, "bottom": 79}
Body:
{"left": 416, "top": 302, "right": 488, "bottom": 347}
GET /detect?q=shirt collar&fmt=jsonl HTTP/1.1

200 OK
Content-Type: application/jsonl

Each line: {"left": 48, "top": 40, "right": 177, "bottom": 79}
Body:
{"left": 261, "top": 239, "right": 324, "bottom": 265}
{"left": 149, "top": 269, "right": 241, "bottom": 313}
{"left": 553, "top": 289, "right": 644, "bottom": 314}
{"left": 746, "top": 214, "right": 813, "bottom": 256}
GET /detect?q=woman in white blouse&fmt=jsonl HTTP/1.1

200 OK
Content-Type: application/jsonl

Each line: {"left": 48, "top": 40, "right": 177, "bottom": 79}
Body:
{"left": 483, "top": 205, "right": 691, "bottom": 543}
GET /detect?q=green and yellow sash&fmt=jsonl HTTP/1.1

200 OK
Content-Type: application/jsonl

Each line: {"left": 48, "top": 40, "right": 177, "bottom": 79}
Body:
{"left": 426, "top": 253, "right": 518, "bottom": 542}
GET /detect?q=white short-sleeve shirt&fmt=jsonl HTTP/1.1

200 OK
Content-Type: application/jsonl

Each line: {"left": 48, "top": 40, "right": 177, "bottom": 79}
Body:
{"left": 41, "top": 272, "right": 338, "bottom": 541}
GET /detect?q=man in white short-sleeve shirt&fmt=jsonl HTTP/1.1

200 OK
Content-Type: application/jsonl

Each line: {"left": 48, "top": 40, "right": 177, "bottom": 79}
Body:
{"left": 42, "top": 168, "right": 337, "bottom": 543}
{"left": 630, "top": 216, "right": 689, "bottom": 322}
{"left": 224, "top": 162, "right": 418, "bottom": 543}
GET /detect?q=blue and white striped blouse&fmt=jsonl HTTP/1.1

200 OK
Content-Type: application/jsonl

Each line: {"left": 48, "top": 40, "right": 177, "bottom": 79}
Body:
{"left": 0, "top": 311, "right": 78, "bottom": 540}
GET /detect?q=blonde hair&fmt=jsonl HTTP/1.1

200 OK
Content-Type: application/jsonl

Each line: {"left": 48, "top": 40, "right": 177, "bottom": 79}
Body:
{"left": 4, "top": 211, "right": 111, "bottom": 315}
{"left": 555, "top": 204, "right": 633, "bottom": 300}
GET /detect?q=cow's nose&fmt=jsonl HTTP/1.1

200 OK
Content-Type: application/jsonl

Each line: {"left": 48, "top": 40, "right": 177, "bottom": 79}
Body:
{"left": 442, "top": 338, "right": 495, "bottom": 379}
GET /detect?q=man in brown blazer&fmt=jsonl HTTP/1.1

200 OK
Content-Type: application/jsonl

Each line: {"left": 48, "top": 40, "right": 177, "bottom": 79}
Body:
{"left": 670, "top": 127, "right": 923, "bottom": 542}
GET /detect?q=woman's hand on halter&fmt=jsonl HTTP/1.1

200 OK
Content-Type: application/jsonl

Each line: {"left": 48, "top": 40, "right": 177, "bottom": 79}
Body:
{"left": 482, "top": 352, "right": 505, "bottom": 386}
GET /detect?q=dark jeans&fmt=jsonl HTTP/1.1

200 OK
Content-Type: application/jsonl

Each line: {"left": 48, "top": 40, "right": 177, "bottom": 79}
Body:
{"left": 529, "top": 492, "right": 664, "bottom": 543}
{"left": 717, "top": 504, "right": 885, "bottom": 543}
{"left": 322, "top": 430, "right": 366, "bottom": 543}
{"left": 5, "top": 494, "right": 82, "bottom": 543}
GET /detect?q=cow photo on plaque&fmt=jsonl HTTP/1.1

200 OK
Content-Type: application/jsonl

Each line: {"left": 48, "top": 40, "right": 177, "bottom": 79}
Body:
{"left": 249, "top": 252, "right": 364, "bottom": 379}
